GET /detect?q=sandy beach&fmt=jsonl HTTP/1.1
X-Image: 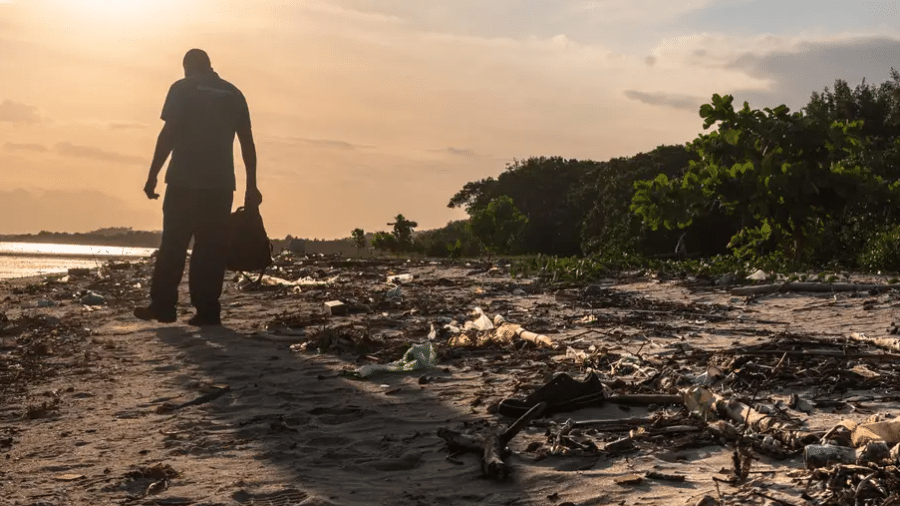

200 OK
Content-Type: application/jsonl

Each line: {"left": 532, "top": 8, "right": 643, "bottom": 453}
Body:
{"left": 3, "top": 256, "right": 900, "bottom": 506}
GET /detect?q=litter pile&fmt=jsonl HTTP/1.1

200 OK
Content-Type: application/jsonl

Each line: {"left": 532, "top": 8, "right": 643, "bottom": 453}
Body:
{"left": 7, "top": 253, "right": 900, "bottom": 505}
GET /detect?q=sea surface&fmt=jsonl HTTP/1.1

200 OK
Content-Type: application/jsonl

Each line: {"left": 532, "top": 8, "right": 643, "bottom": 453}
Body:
{"left": 0, "top": 242, "right": 156, "bottom": 280}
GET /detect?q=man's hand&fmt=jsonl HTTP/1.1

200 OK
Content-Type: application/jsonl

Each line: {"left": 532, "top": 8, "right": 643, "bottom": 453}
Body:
{"left": 144, "top": 177, "right": 160, "bottom": 200}
{"left": 244, "top": 187, "right": 263, "bottom": 208}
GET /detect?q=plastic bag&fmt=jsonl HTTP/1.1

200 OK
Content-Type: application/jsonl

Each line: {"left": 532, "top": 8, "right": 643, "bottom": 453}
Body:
{"left": 356, "top": 343, "right": 436, "bottom": 378}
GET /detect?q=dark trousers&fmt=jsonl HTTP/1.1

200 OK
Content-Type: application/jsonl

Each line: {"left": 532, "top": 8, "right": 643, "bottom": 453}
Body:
{"left": 150, "top": 186, "right": 233, "bottom": 317}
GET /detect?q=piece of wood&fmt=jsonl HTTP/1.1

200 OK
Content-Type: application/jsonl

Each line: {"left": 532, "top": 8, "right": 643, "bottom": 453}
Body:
{"left": 646, "top": 471, "right": 686, "bottom": 482}
{"left": 730, "top": 282, "right": 883, "bottom": 296}
{"left": 604, "top": 437, "right": 635, "bottom": 453}
{"left": 847, "top": 332, "right": 900, "bottom": 353}
{"left": 531, "top": 416, "right": 655, "bottom": 429}
{"left": 615, "top": 474, "right": 644, "bottom": 486}
{"left": 323, "top": 300, "right": 348, "bottom": 316}
{"left": 500, "top": 401, "right": 546, "bottom": 446}
{"left": 438, "top": 402, "right": 546, "bottom": 481}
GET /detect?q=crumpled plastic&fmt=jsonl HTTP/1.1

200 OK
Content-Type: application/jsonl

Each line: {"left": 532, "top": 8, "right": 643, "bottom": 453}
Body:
{"left": 463, "top": 307, "right": 494, "bottom": 331}
{"left": 835, "top": 418, "right": 900, "bottom": 446}
{"left": 356, "top": 342, "right": 437, "bottom": 378}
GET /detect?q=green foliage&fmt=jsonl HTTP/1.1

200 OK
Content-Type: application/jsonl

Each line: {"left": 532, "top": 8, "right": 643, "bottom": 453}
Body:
{"left": 805, "top": 70, "right": 900, "bottom": 179}
{"left": 371, "top": 231, "right": 398, "bottom": 254}
{"left": 350, "top": 228, "right": 367, "bottom": 252}
{"left": 631, "top": 92, "right": 900, "bottom": 262}
{"left": 389, "top": 214, "right": 418, "bottom": 251}
{"left": 446, "top": 71, "right": 900, "bottom": 273}
{"left": 449, "top": 157, "right": 599, "bottom": 256}
{"left": 414, "top": 220, "right": 483, "bottom": 258}
{"left": 579, "top": 145, "right": 716, "bottom": 257}
{"left": 858, "top": 224, "right": 900, "bottom": 273}
{"left": 468, "top": 196, "right": 528, "bottom": 255}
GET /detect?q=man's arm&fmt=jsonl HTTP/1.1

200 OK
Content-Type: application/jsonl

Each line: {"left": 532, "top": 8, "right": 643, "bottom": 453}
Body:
{"left": 237, "top": 123, "right": 262, "bottom": 207}
{"left": 144, "top": 122, "right": 177, "bottom": 199}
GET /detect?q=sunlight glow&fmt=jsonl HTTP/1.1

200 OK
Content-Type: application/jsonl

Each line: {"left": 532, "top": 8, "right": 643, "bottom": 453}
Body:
{"left": 51, "top": 0, "right": 188, "bottom": 29}
{"left": 75, "top": 0, "right": 165, "bottom": 18}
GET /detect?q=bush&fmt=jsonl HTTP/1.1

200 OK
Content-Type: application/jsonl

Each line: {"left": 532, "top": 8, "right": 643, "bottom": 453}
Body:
{"left": 858, "top": 224, "right": 900, "bottom": 273}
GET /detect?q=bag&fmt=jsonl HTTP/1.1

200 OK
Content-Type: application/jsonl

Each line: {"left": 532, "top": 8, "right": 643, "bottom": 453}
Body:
{"left": 227, "top": 206, "right": 273, "bottom": 274}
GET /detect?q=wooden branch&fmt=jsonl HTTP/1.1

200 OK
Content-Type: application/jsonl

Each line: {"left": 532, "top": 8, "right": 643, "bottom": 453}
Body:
{"left": 732, "top": 348, "right": 900, "bottom": 361}
{"left": 438, "top": 402, "right": 546, "bottom": 481}
{"left": 730, "top": 282, "right": 884, "bottom": 296}
{"left": 500, "top": 402, "right": 546, "bottom": 446}
{"left": 531, "top": 416, "right": 654, "bottom": 429}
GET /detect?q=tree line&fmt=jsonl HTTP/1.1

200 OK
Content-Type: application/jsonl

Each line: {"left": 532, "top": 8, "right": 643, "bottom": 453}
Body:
{"left": 354, "top": 71, "right": 900, "bottom": 271}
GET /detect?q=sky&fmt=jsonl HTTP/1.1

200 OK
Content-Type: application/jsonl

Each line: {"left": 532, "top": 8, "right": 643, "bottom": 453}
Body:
{"left": 0, "top": 0, "right": 898, "bottom": 238}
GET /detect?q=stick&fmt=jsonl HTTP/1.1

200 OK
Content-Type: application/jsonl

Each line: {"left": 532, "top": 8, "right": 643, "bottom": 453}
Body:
{"left": 751, "top": 490, "right": 801, "bottom": 506}
{"left": 499, "top": 402, "right": 546, "bottom": 446}
{"left": 646, "top": 471, "right": 686, "bottom": 482}
{"left": 733, "top": 349, "right": 900, "bottom": 361}
{"left": 530, "top": 416, "right": 654, "bottom": 429}
{"left": 438, "top": 401, "right": 547, "bottom": 481}
{"left": 730, "top": 282, "right": 883, "bottom": 296}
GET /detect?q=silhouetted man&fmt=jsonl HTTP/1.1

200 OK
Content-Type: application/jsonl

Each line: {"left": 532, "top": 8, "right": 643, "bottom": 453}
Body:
{"left": 135, "top": 49, "right": 261, "bottom": 326}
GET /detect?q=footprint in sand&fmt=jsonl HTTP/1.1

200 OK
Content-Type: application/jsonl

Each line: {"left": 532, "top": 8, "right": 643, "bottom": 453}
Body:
{"left": 307, "top": 406, "right": 375, "bottom": 425}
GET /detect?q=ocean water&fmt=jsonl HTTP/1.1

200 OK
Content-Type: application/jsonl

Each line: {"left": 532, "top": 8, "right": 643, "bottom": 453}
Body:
{"left": 0, "top": 242, "right": 156, "bottom": 280}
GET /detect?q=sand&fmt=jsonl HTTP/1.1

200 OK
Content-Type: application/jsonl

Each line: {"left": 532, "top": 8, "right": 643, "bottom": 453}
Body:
{"left": 2, "top": 258, "right": 899, "bottom": 506}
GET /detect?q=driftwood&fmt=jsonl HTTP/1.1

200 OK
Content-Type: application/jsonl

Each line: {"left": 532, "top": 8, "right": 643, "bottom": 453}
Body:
{"left": 730, "top": 282, "right": 884, "bottom": 296}
{"left": 847, "top": 332, "right": 900, "bottom": 353}
{"left": 437, "top": 402, "right": 546, "bottom": 480}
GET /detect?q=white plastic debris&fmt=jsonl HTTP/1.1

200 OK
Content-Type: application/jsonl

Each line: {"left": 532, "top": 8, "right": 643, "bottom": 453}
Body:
{"left": 386, "top": 274, "right": 414, "bottom": 284}
{"left": 464, "top": 307, "right": 494, "bottom": 331}
{"left": 356, "top": 342, "right": 436, "bottom": 378}
{"left": 747, "top": 269, "right": 768, "bottom": 281}
{"left": 80, "top": 292, "right": 106, "bottom": 306}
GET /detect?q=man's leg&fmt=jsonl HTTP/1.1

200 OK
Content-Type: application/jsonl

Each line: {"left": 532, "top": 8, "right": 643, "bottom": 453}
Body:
{"left": 143, "top": 186, "right": 195, "bottom": 321}
{"left": 188, "top": 189, "right": 233, "bottom": 324}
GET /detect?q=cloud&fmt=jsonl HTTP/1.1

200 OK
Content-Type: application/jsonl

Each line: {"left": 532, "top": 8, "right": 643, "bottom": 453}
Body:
{"left": 725, "top": 36, "right": 900, "bottom": 109}
{"left": 108, "top": 121, "right": 149, "bottom": 130}
{"left": 4, "top": 142, "right": 48, "bottom": 152}
{"left": 444, "top": 147, "right": 488, "bottom": 159}
{"left": 322, "top": 0, "right": 726, "bottom": 43}
{"left": 623, "top": 90, "right": 704, "bottom": 112}
{"left": 54, "top": 142, "right": 143, "bottom": 164}
{"left": 0, "top": 99, "right": 42, "bottom": 124}
{"left": 268, "top": 136, "right": 370, "bottom": 151}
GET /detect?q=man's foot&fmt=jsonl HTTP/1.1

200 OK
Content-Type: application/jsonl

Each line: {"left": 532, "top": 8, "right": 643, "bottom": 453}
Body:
{"left": 188, "top": 313, "right": 221, "bottom": 327}
{"left": 133, "top": 306, "right": 177, "bottom": 324}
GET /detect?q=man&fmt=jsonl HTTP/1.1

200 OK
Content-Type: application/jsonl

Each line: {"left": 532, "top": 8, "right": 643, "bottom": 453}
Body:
{"left": 134, "top": 49, "right": 262, "bottom": 326}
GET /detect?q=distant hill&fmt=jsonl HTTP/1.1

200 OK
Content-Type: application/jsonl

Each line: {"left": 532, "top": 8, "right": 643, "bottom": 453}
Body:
{"left": 0, "top": 229, "right": 163, "bottom": 248}
{"left": 0, "top": 229, "right": 363, "bottom": 255}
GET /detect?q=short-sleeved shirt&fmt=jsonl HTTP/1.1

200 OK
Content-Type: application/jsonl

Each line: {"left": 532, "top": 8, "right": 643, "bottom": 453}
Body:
{"left": 161, "top": 71, "right": 250, "bottom": 191}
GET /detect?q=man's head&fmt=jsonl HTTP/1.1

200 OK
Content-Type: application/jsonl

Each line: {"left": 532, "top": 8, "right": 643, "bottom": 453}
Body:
{"left": 183, "top": 49, "right": 212, "bottom": 76}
